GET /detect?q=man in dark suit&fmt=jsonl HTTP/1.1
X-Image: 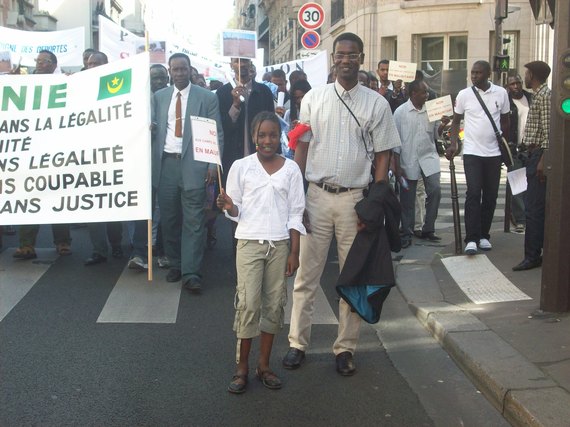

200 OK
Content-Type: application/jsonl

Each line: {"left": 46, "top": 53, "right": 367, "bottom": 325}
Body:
{"left": 151, "top": 53, "right": 224, "bottom": 292}
{"left": 216, "top": 57, "right": 274, "bottom": 183}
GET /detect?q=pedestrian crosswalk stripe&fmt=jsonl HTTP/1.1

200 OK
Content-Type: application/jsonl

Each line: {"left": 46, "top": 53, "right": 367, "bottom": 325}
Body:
{"left": 441, "top": 255, "right": 531, "bottom": 304}
{"left": 97, "top": 265, "right": 181, "bottom": 324}
{"left": 0, "top": 248, "right": 58, "bottom": 322}
{"left": 284, "top": 276, "right": 339, "bottom": 325}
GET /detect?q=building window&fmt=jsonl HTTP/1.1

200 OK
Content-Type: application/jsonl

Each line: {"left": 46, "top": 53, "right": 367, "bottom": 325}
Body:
{"left": 381, "top": 37, "right": 398, "bottom": 61}
{"left": 331, "top": 0, "right": 344, "bottom": 26}
{"left": 419, "top": 34, "right": 468, "bottom": 97}
{"left": 420, "top": 34, "right": 467, "bottom": 74}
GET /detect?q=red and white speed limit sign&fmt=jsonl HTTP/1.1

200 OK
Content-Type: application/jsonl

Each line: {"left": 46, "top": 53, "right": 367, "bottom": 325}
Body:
{"left": 298, "top": 2, "right": 325, "bottom": 30}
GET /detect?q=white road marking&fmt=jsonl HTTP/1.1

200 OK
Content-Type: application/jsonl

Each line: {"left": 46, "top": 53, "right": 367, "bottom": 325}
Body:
{"left": 97, "top": 265, "right": 181, "bottom": 323}
{"left": 284, "top": 276, "right": 338, "bottom": 325}
{"left": 441, "top": 255, "right": 531, "bottom": 304}
{"left": 0, "top": 248, "right": 58, "bottom": 322}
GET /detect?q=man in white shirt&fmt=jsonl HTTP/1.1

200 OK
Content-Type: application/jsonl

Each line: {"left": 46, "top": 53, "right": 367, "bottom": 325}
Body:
{"left": 445, "top": 60, "right": 510, "bottom": 255}
{"left": 283, "top": 32, "right": 400, "bottom": 376}
{"left": 393, "top": 80, "right": 448, "bottom": 248}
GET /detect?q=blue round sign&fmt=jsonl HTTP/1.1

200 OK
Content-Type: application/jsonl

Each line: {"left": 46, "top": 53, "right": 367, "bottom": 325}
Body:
{"left": 301, "top": 30, "right": 320, "bottom": 50}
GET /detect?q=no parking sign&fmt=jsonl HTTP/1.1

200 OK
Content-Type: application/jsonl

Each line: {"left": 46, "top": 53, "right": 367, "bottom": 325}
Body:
{"left": 301, "top": 30, "right": 320, "bottom": 50}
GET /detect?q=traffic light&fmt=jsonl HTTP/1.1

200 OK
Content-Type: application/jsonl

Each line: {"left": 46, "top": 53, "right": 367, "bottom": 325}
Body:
{"left": 557, "top": 49, "right": 570, "bottom": 117}
{"left": 493, "top": 55, "right": 510, "bottom": 72}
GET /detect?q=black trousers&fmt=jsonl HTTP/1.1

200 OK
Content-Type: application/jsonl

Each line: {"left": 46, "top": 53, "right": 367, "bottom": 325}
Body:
{"left": 524, "top": 149, "right": 546, "bottom": 261}
{"left": 463, "top": 154, "right": 502, "bottom": 243}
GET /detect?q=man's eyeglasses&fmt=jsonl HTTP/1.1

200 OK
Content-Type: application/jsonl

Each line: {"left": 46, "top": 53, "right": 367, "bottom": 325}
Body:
{"left": 35, "top": 58, "right": 53, "bottom": 65}
{"left": 332, "top": 53, "right": 362, "bottom": 61}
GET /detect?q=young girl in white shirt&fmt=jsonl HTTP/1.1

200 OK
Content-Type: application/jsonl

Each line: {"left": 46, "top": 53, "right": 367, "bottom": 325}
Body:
{"left": 217, "top": 111, "right": 306, "bottom": 394}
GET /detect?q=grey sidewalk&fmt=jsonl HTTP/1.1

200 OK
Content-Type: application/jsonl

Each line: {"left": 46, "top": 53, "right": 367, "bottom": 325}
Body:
{"left": 394, "top": 226, "right": 570, "bottom": 427}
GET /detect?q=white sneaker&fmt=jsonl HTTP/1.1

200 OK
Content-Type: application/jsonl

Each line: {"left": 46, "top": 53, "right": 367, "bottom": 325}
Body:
{"left": 464, "top": 241, "right": 477, "bottom": 255}
{"left": 478, "top": 238, "right": 492, "bottom": 251}
{"left": 128, "top": 256, "right": 148, "bottom": 271}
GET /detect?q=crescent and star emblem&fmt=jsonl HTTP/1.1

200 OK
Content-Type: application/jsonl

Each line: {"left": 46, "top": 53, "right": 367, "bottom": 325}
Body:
{"left": 106, "top": 76, "right": 124, "bottom": 94}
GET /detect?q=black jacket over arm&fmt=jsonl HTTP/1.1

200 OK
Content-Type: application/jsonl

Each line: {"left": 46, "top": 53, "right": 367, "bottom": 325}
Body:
{"left": 336, "top": 181, "right": 401, "bottom": 324}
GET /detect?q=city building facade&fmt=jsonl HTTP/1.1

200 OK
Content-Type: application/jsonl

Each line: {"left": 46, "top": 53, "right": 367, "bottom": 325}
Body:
{"left": 1, "top": 0, "right": 144, "bottom": 49}
{"left": 236, "top": 0, "right": 554, "bottom": 96}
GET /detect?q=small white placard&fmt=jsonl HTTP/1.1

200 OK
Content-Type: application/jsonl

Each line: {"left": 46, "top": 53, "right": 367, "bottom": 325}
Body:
{"left": 507, "top": 167, "right": 528, "bottom": 195}
{"left": 191, "top": 116, "right": 221, "bottom": 165}
{"left": 425, "top": 95, "right": 454, "bottom": 122}
{"left": 277, "top": 91, "right": 285, "bottom": 107}
{"left": 387, "top": 60, "right": 417, "bottom": 82}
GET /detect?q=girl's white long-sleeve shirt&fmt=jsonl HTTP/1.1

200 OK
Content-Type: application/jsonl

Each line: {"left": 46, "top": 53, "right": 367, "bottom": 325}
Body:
{"left": 225, "top": 154, "right": 306, "bottom": 241}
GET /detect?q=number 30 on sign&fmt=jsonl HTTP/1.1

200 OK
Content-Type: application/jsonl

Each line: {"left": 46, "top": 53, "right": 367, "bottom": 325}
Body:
{"left": 298, "top": 2, "right": 325, "bottom": 30}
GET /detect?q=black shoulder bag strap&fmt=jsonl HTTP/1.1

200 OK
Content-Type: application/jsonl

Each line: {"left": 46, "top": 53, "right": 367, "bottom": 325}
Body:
{"left": 471, "top": 86, "right": 513, "bottom": 166}
{"left": 334, "top": 84, "right": 362, "bottom": 127}
{"left": 333, "top": 85, "right": 375, "bottom": 162}
{"left": 471, "top": 86, "right": 500, "bottom": 137}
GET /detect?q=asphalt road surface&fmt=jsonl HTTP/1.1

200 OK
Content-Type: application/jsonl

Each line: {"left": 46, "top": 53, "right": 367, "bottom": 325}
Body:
{"left": 1, "top": 218, "right": 507, "bottom": 427}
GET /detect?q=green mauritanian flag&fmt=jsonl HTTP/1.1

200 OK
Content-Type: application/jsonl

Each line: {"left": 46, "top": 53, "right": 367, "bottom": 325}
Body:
{"left": 97, "top": 69, "right": 132, "bottom": 100}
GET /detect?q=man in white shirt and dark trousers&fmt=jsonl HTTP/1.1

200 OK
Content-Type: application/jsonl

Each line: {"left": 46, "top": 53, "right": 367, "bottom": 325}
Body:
{"left": 393, "top": 80, "right": 448, "bottom": 248}
{"left": 282, "top": 32, "right": 401, "bottom": 376}
{"left": 446, "top": 60, "right": 510, "bottom": 255}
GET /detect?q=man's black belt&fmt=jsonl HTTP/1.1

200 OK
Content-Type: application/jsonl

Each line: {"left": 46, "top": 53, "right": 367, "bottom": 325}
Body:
{"left": 163, "top": 152, "right": 182, "bottom": 159}
{"left": 315, "top": 182, "right": 352, "bottom": 194}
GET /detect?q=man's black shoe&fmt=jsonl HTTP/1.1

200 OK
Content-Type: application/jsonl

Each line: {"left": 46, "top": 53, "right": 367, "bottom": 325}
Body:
{"left": 401, "top": 239, "right": 412, "bottom": 249}
{"left": 166, "top": 268, "right": 182, "bottom": 282}
{"left": 282, "top": 347, "right": 305, "bottom": 369}
{"left": 512, "top": 258, "right": 542, "bottom": 271}
{"left": 335, "top": 351, "right": 356, "bottom": 376}
{"left": 183, "top": 277, "right": 202, "bottom": 293}
{"left": 420, "top": 232, "right": 441, "bottom": 241}
{"left": 84, "top": 253, "right": 107, "bottom": 266}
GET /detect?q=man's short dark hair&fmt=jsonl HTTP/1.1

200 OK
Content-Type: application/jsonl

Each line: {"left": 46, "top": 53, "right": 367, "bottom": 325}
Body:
{"left": 407, "top": 79, "right": 423, "bottom": 96}
{"left": 289, "top": 70, "right": 307, "bottom": 80}
{"left": 38, "top": 50, "right": 57, "bottom": 65}
{"left": 150, "top": 63, "right": 168, "bottom": 73}
{"left": 91, "top": 51, "right": 108, "bottom": 64}
{"left": 168, "top": 53, "right": 191, "bottom": 67}
{"left": 473, "top": 60, "right": 491, "bottom": 74}
{"left": 271, "top": 69, "right": 286, "bottom": 80}
{"left": 333, "top": 32, "right": 364, "bottom": 53}
{"left": 525, "top": 61, "right": 551, "bottom": 83}
{"left": 358, "top": 70, "right": 370, "bottom": 82}
{"left": 377, "top": 59, "right": 389, "bottom": 68}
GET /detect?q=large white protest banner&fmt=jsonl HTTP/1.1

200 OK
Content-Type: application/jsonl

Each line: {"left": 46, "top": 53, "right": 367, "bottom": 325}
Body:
{"left": 99, "top": 16, "right": 230, "bottom": 81}
{"left": 0, "top": 53, "right": 152, "bottom": 225}
{"left": 0, "top": 26, "right": 84, "bottom": 68}
{"left": 261, "top": 50, "right": 328, "bottom": 88}
{"left": 165, "top": 38, "right": 230, "bottom": 82}
{"left": 99, "top": 15, "right": 167, "bottom": 64}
